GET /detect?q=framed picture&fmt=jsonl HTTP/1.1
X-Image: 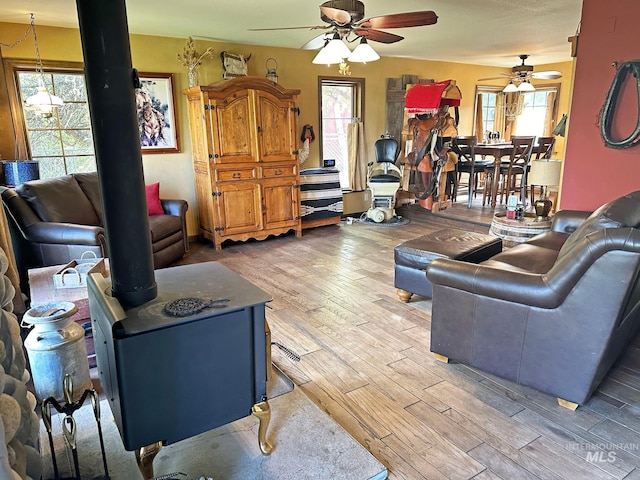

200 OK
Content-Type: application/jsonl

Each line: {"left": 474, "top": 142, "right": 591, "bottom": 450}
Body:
{"left": 135, "top": 72, "right": 180, "bottom": 153}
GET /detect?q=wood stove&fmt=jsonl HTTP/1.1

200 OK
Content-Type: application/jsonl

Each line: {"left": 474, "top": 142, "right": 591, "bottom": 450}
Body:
{"left": 87, "top": 262, "right": 273, "bottom": 476}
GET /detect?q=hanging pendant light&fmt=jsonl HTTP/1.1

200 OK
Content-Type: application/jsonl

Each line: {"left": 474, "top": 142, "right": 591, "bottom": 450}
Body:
{"left": 24, "top": 13, "right": 64, "bottom": 118}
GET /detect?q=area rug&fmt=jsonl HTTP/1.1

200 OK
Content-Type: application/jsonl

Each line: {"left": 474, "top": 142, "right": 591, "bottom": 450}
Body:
{"left": 40, "top": 365, "right": 387, "bottom": 480}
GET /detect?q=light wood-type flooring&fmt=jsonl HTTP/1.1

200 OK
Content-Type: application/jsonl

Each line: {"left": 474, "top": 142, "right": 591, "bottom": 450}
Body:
{"left": 176, "top": 202, "right": 640, "bottom": 480}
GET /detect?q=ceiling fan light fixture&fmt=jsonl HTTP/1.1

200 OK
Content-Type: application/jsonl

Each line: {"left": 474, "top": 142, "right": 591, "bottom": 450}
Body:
{"left": 503, "top": 81, "right": 518, "bottom": 93}
{"left": 347, "top": 37, "right": 379, "bottom": 63}
{"left": 518, "top": 80, "right": 535, "bottom": 92}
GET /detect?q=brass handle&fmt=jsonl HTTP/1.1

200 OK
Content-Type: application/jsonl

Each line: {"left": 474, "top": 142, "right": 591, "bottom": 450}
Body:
{"left": 274, "top": 169, "right": 282, "bottom": 175}
{"left": 232, "top": 172, "right": 241, "bottom": 179}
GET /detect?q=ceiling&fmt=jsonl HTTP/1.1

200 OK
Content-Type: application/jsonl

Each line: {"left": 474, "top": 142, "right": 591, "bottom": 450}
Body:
{"left": 0, "top": 0, "right": 583, "bottom": 68}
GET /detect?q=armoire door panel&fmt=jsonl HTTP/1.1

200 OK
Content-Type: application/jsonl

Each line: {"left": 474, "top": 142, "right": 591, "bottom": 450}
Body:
{"left": 211, "top": 93, "right": 257, "bottom": 163}
{"left": 262, "top": 181, "right": 299, "bottom": 227}
{"left": 215, "top": 183, "right": 263, "bottom": 236}
{"left": 256, "top": 92, "right": 296, "bottom": 163}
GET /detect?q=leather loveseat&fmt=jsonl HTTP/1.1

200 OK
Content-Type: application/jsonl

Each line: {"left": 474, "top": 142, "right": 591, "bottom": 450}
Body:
{"left": 1, "top": 172, "right": 188, "bottom": 291}
{"left": 426, "top": 190, "right": 640, "bottom": 408}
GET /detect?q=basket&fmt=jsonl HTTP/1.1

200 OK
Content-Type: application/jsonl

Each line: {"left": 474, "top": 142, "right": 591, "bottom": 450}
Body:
{"left": 53, "top": 252, "right": 106, "bottom": 289}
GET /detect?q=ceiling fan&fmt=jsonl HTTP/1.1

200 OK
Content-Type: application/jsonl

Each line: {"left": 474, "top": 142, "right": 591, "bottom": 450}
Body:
{"left": 478, "top": 55, "right": 563, "bottom": 83}
{"left": 249, "top": 0, "right": 438, "bottom": 51}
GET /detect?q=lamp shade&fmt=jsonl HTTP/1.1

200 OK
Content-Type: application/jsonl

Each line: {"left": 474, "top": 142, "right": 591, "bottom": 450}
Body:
{"left": 2, "top": 160, "right": 40, "bottom": 186}
{"left": 527, "top": 159, "right": 562, "bottom": 186}
{"left": 503, "top": 81, "right": 518, "bottom": 93}
{"left": 25, "top": 86, "right": 64, "bottom": 117}
{"left": 517, "top": 80, "right": 535, "bottom": 92}
{"left": 312, "top": 34, "right": 351, "bottom": 65}
{"left": 348, "top": 38, "right": 379, "bottom": 63}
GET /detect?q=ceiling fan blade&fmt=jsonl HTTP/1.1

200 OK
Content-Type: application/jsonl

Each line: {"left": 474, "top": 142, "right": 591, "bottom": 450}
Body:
{"left": 248, "top": 25, "right": 328, "bottom": 31}
{"left": 531, "top": 70, "right": 563, "bottom": 80}
{"left": 360, "top": 11, "right": 438, "bottom": 29}
{"left": 354, "top": 28, "right": 404, "bottom": 44}
{"left": 301, "top": 33, "right": 331, "bottom": 50}
{"left": 477, "top": 75, "right": 511, "bottom": 81}
{"left": 320, "top": 6, "right": 351, "bottom": 26}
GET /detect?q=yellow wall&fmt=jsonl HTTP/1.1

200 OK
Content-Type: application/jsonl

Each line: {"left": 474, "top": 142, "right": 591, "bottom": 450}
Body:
{"left": 1, "top": 22, "right": 573, "bottom": 231}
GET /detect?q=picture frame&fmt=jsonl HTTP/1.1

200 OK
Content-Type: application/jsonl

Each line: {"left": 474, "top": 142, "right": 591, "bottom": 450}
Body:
{"left": 135, "top": 72, "right": 180, "bottom": 153}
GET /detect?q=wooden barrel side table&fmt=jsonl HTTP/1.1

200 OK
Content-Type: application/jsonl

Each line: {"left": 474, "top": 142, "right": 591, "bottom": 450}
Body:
{"left": 490, "top": 213, "right": 552, "bottom": 247}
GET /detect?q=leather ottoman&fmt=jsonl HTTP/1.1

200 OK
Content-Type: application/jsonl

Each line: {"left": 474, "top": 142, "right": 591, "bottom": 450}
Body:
{"left": 394, "top": 229, "right": 502, "bottom": 302}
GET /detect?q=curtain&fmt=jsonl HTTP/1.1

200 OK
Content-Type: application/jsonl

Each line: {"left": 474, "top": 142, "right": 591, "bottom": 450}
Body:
{"left": 347, "top": 122, "right": 367, "bottom": 192}
{"left": 474, "top": 94, "right": 484, "bottom": 140}
{"left": 543, "top": 91, "right": 557, "bottom": 136}
{"left": 495, "top": 94, "right": 507, "bottom": 139}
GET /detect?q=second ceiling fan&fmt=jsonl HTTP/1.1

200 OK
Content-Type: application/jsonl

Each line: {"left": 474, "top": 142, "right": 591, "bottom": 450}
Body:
{"left": 249, "top": 0, "right": 438, "bottom": 51}
{"left": 479, "top": 55, "right": 563, "bottom": 83}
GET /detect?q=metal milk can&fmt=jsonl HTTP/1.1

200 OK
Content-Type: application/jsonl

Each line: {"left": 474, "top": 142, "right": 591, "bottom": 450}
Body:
{"left": 23, "top": 301, "right": 92, "bottom": 402}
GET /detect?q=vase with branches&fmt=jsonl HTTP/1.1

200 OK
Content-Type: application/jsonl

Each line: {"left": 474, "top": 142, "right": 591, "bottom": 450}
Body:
{"left": 178, "top": 37, "right": 214, "bottom": 87}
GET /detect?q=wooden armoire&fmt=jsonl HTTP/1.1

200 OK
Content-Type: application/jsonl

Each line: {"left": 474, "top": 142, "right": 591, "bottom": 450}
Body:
{"left": 184, "top": 77, "right": 302, "bottom": 250}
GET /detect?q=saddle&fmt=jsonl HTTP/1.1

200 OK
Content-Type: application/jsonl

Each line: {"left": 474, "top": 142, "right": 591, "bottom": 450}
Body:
{"left": 404, "top": 80, "right": 462, "bottom": 202}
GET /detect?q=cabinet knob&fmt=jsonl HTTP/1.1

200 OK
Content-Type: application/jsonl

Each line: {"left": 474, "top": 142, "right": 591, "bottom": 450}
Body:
{"left": 275, "top": 169, "right": 282, "bottom": 175}
{"left": 232, "top": 172, "right": 241, "bottom": 179}
{"left": 257, "top": 126, "right": 262, "bottom": 133}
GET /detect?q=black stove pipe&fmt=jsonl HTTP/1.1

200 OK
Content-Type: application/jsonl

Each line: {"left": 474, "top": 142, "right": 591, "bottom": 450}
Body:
{"left": 75, "top": 0, "right": 157, "bottom": 307}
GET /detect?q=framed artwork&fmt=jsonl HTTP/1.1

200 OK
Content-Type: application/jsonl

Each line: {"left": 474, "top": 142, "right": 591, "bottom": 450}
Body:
{"left": 135, "top": 72, "right": 180, "bottom": 153}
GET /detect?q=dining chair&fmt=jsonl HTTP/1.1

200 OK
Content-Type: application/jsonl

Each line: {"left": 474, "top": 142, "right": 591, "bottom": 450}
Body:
{"left": 528, "top": 136, "right": 556, "bottom": 202}
{"left": 451, "top": 136, "right": 493, "bottom": 208}
{"left": 497, "top": 136, "right": 535, "bottom": 205}
{"left": 533, "top": 136, "right": 556, "bottom": 160}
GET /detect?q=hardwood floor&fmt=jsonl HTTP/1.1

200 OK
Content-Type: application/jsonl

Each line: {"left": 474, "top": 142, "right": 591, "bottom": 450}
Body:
{"left": 176, "top": 204, "right": 640, "bottom": 480}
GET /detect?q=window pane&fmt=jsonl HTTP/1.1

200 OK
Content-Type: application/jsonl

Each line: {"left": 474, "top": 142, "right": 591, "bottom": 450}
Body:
{"left": 65, "top": 156, "right": 96, "bottom": 173}
{"left": 61, "top": 129, "right": 94, "bottom": 155}
{"left": 58, "top": 103, "right": 91, "bottom": 129}
{"left": 29, "top": 130, "right": 63, "bottom": 156}
{"left": 53, "top": 74, "right": 87, "bottom": 102}
{"left": 36, "top": 157, "right": 67, "bottom": 178}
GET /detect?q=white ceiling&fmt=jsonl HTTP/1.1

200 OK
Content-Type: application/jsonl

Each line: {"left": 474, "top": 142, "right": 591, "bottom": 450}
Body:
{"left": 0, "top": 0, "right": 583, "bottom": 68}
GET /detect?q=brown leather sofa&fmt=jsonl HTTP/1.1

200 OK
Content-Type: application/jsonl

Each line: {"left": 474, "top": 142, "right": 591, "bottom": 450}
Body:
{"left": 426, "top": 190, "right": 640, "bottom": 408}
{"left": 1, "top": 172, "right": 188, "bottom": 292}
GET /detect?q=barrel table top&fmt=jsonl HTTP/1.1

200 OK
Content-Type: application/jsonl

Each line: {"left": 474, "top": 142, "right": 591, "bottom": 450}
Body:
{"left": 489, "top": 212, "right": 552, "bottom": 247}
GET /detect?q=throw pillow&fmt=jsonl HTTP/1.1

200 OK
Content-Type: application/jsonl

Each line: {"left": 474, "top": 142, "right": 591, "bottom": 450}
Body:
{"left": 145, "top": 182, "right": 164, "bottom": 216}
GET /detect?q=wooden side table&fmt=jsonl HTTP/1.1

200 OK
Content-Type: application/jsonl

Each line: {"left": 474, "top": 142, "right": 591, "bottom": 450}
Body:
{"left": 489, "top": 212, "right": 552, "bottom": 247}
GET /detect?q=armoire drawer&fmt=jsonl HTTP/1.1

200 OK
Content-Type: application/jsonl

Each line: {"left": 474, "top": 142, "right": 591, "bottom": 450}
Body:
{"left": 215, "top": 167, "right": 258, "bottom": 182}
{"left": 262, "top": 165, "right": 297, "bottom": 178}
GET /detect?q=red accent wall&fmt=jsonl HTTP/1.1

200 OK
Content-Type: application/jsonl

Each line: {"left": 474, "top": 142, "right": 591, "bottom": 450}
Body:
{"left": 561, "top": 0, "right": 640, "bottom": 211}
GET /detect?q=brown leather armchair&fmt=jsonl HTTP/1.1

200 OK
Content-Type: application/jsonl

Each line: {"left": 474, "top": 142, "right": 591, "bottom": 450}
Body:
{"left": 1, "top": 172, "right": 188, "bottom": 293}
{"left": 426, "top": 191, "right": 640, "bottom": 408}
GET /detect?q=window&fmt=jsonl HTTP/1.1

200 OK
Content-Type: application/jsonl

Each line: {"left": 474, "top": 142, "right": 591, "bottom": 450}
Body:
{"left": 6, "top": 60, "right": 96, "bottom": 179}
{"left": 514, "top": 87, "right": 559, "bottom": 137}
{"left": 479, "top": 91, "right": 498, "bottom": 134}
{"left": 319, "top": 77, "right": 364, "bottom": 189}
{"left": 474, "top": 84, "right": 560, "bottom": 141}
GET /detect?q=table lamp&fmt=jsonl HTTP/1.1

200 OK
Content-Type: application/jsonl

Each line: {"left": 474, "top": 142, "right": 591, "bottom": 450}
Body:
{"left": 527, "top": 159, "right": 562, "bottom": 220}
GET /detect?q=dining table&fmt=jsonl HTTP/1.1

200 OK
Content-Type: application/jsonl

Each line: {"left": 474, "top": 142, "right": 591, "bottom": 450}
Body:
{"left": 475, "top": 143, "right": 514, "bottom": 208}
